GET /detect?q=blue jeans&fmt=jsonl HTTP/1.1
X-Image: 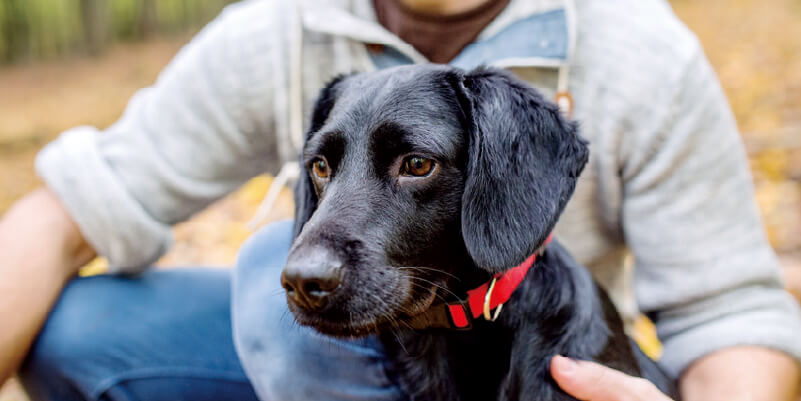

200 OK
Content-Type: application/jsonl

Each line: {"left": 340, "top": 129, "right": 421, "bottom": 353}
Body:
{"left": 20, "top": 221, "right": 405, "bottom": 401}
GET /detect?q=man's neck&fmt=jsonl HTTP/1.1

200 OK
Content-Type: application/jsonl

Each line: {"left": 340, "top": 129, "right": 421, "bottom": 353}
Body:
{"left": 399, "top": 0, "right": 493, "bottom": 16}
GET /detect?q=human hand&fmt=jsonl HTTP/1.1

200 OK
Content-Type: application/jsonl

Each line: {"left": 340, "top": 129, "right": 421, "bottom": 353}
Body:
{"left": 550, "top": 355, "right": 673, "bottom": 401}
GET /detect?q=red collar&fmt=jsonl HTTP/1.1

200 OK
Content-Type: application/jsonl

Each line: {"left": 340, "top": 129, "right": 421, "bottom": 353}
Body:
{"left": 408, "top": 235, "right": 553, "bottom": 330}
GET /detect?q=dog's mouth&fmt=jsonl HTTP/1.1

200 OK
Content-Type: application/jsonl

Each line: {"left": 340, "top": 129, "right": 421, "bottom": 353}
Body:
{"left": 288, "top": 275, "right": 444, "bottom": 337}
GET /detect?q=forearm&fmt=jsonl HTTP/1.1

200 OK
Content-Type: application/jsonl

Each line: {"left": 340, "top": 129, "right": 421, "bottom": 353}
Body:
{"left": 680, "top": 345, "right": 800, "bottom": 401}
{"left": 0, "top": 188, "right": 95, "bottom": 384}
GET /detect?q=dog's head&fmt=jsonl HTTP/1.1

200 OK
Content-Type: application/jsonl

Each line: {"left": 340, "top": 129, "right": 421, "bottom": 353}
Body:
{"left": 282, "top": 65, "right": 588, "bottom": 336}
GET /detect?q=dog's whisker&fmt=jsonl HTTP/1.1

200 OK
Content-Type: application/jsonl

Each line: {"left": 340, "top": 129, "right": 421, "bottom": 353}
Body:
{"left": 407, "top": 281, "right": 452, "bottom": 305}
{"left": 393, "top": 314, "right": 415, "bottom": 331}
{"left": 364, "top": 291, "right": 399, "bottom": 316}
{"left": 398, "top": 266, "right": 461, "bottom": 282}
{"left": 407, "top": 276, "right": 462, "bottom": 300}
{"left": 358, "top": 290, "right": 423, "bottom": 336}
{"left": 378, "top": 322, "right": 408, "bottom": 354}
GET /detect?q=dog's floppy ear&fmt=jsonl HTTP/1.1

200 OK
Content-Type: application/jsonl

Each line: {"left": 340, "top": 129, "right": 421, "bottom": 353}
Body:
{"left": 459, "top": 67, "right": 589, "bottom": 272}
{"left": 293, "top": 74, "right": 350, "bottom": 238}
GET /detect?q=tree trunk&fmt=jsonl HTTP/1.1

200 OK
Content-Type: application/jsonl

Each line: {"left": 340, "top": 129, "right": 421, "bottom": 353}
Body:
{"left": 79, "top": 0, "right": 109, "bottom": 56}
{"left": 138, "top": 0, "right": 158, "bottom": 39}
{"left": 1, "top": 0, "right": 30, "bottom": 62}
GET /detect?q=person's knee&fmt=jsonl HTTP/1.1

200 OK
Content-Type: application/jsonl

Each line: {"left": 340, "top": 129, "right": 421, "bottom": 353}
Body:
{"left": 234, "top": 220, "right": 318, "bottom": 398}
{"left": 233, "top": 220, "right": 295, "bottom": 354}
{"left": 236, "top": 219, "right": 295, "bottom": 272}
{"left": 233, "top": 219, "right": 294, "bottom": 330}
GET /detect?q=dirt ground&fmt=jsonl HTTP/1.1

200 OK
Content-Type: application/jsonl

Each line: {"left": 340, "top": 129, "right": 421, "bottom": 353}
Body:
{"left": 2, "top": 0, "right": 801, "bottom": 399}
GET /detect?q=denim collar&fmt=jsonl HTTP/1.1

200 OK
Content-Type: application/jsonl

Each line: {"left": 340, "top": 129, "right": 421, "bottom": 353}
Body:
{"left": 299, "top": 0, "right": 574, "bottom": 69}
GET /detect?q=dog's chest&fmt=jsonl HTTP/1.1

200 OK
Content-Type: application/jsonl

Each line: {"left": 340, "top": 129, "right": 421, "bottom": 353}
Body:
{"left": 381, "top": 324, "right": 518, "bottom": 401}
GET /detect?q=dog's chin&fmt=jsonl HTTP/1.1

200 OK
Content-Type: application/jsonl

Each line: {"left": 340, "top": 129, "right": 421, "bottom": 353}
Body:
{"left": 288, "top": 285, "right": 441, "bottom": 338}
{"left": 289, "top": 310, "right": 390, "bottom": 338}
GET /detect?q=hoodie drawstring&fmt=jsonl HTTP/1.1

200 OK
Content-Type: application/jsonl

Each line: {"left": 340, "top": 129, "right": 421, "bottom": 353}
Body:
{"left": 248, "top": 2, "right": 305, "bottom": 231}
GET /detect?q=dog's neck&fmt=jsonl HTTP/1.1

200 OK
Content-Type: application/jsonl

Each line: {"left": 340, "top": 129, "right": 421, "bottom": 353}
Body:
{"left": 381, "top": 240, "right": 623, "bottom": 401}
{"left": 499, "top": 244, "right": 610, "bottom": 352}
{"left": 408, "top": 238, "right": 552, "bottom": 331}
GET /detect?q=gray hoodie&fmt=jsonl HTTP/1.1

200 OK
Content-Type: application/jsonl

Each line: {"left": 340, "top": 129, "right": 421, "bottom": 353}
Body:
{"left": 36, "top": 0, "right": 801, "bottom": 379}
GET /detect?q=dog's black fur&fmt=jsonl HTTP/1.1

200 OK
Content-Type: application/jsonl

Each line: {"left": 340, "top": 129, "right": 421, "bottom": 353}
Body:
{"left": 283, "top": 64, "right": 678, "bottom": 400}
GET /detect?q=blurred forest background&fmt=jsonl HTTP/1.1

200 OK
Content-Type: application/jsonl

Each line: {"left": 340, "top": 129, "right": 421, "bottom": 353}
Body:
{"left": 1, "top": 0, "right": 801, "bottom": 399}
{"left": 0, "top": 0, "right": 237, "bottom": 61}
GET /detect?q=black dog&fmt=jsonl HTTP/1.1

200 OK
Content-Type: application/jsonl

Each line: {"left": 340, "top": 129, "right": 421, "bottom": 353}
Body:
{"left": 281, "top": 64, "right": 678, "bottom": 400}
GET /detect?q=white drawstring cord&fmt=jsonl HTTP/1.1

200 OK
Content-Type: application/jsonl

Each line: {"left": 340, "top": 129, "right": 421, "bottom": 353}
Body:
{"left": 248, "top": 2, "right": 305, "bottom": 231}
{"left": 247, "top": 161, "right": 300, "bottom": 231}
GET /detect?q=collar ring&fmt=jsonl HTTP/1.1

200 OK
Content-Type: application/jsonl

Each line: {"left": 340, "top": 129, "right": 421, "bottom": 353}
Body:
{"left": 483, "top": 276, "right": 504, "bottom": 321}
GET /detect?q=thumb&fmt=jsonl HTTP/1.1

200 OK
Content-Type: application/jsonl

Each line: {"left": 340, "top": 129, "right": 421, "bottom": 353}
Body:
{"left": 550, "top": 355, "right": 670, "bottom": 401}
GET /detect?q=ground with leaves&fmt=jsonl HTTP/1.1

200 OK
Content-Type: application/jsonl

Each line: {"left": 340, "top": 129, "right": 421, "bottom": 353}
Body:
{"left": 2, "top": 0, "right": 801, "bottom": 399}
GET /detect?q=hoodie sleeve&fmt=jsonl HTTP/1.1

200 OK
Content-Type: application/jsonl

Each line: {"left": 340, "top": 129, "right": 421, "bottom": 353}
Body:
{"left": 35, "top": 0, "right": 290, "bottom": 273}
{"left": 622, "top": 44, "right": 801, "bottom": 378}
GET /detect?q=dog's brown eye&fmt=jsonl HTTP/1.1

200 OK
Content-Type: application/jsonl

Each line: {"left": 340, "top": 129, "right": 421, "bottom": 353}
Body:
{"left": 401, "top": 156, "right": 434, "bottom": 177}
{"left": 312, "top": 158, "right": 330, "bottom": 179}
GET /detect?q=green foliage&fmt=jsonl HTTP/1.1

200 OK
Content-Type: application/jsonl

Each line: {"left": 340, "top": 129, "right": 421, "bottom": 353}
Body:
{"left": 0, "top": 0, "right": 237, "bottom": 63}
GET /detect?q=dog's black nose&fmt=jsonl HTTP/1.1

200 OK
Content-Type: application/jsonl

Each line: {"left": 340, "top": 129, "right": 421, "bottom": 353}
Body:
{"left": 281, "top": 247, "right": 342, "bottom": 311}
